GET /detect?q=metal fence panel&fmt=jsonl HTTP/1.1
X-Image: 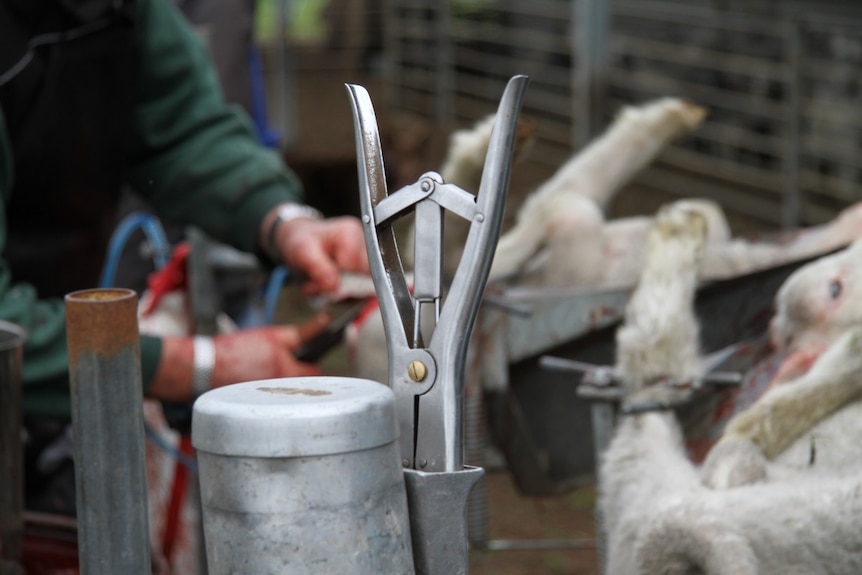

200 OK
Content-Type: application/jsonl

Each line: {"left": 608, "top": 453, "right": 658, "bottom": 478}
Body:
{"left": 385, "top": 0, "right": 862, "bottom": 229}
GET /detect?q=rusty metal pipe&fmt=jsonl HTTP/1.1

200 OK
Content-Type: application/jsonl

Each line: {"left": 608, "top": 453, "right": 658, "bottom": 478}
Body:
{"left": 0, "top": 321, "right": 26, "bottom": 567}
{"left": 65, "top": 288, "right": 151, "bottom": 574}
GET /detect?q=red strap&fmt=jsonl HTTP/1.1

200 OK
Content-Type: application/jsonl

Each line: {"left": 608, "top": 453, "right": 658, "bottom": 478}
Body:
{"left": 161, "top": 434, "right": 194, "bottom": 564}
{"left": 143, "top": 243, "right": 191, "bottom": 316}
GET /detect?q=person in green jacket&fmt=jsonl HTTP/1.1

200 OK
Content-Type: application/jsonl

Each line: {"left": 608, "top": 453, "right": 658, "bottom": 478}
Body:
{"left": 0, "top": 0, "right": 368, "bottom": 511}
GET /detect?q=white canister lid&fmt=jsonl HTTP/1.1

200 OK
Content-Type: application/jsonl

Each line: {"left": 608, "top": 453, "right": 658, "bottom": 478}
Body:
{"left": 192, "top": 377, "right": 398, "bottom": 458}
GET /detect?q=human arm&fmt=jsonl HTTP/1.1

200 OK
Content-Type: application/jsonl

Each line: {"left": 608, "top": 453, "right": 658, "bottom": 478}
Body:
{"left": 0, "top": 0, "right": 367, "bottom": 415}
{"left": 127, "top": 0, "right": 369, "bottom": 384}
{"left": 148, "top": 314, "right": 330, "bottom": 403}
{"left": 127, "top": 0, "right": 302, "bottom": 253}
{"left": 130, "top": 0, "right": 368, "bottom": 292}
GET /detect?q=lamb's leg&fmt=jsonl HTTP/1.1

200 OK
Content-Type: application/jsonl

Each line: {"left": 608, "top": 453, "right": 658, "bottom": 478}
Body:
{"left": 614, "top": 202, "right": 706, "bottom": 392}
{"left": 600, "top": 203, "right": 710, "bottom": 573}
{"left": 701, "top": 201, "right": 862, "bottom": 281}
{"left": 438, "top": 114, "right": 537, "bottom": 195}
{"left": 488, "top": 192, "right": 604, "bottom": 284}
{"left": 399, "top": 115, "right": 537, "bottom": 277}
{"left": 588, "top": 199, "right": 730, "bottom": 290}
{"left": 543, "top": 98, "right": 707, "bottom": 210}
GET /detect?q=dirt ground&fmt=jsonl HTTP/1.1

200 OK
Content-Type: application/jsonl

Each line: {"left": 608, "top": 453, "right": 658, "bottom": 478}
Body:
{"left": 469, "top": 472, "right": 599, "bottom": 575}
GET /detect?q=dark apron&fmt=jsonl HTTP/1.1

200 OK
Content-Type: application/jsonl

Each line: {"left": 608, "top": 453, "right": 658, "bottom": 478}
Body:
{"left": 0, "top": 0, "right": 139, "bottom": 515}
{"left": 0, "top": 0, "right": 138, "bottom": 298}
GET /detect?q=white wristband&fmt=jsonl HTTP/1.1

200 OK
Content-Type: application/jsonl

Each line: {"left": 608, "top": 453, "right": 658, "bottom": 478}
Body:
{"left": 192, "top": 336, "right": 216, "bottom": 397}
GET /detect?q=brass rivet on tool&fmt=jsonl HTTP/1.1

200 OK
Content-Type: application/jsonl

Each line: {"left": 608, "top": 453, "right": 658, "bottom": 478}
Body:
{"left": 408, "top": 360, "right": 427, "bottom": 382}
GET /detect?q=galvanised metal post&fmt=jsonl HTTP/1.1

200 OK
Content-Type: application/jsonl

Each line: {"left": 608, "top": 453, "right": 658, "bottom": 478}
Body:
{"left": 65, "top": 288, "right": 151, "bottom": 575}
{"left": 574, "top": 0, "right": 611, "bottom": 149}
{"left": 0, "top": 321, "right": 26, "bottom": 568}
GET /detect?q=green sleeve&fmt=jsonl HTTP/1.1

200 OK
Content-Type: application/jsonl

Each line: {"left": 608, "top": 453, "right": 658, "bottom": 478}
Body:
{"left": 128, "top": 0, "right": 304, "bottom": 254}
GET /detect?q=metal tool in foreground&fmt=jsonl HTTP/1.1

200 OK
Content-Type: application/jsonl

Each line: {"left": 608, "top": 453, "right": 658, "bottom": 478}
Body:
{"left": 347, "top": 74, "right": 529, "bottom": 574}
{"left": 65, "top": 288, "right": 151, "bottom": 575}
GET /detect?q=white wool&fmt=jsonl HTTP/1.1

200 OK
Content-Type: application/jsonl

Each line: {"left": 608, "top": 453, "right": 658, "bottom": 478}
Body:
{"left": 490, "top": 98, "right": 708, "bottom": 285}
{"left": 600, "top": 225, "right": 862, "bottom": 574}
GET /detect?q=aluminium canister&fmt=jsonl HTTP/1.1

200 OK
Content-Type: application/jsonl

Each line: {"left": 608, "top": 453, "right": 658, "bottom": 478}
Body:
{"left": 192, "top": 376, "right": 414, "bottom": 574}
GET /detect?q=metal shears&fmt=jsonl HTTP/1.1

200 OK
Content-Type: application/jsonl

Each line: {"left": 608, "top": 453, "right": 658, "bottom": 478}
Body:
{"left": 346, "top": 76, "right": 529, "bottom": 473}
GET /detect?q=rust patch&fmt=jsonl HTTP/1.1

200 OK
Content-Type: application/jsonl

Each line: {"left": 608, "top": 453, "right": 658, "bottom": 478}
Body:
{"left": 65, "top": 288, "right": 139, "bottom": 367}
{"left": 257, "top": 386, "right": 332, "bottom": 396}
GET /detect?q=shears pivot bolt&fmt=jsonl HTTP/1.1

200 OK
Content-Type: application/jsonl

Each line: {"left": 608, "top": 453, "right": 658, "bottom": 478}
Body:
{"left": 408, "top": 360, "right": 428, "bottom": 382}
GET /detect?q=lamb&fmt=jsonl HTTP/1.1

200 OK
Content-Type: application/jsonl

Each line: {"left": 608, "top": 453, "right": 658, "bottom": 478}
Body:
{"left": 487, "top": 97, "right": 862, "bottom": 289}
{"left": 598, "top": 206, "right": 862, "bottom": 575}
{"left": 603, "top": 328, "right": 862, "bottom": 575}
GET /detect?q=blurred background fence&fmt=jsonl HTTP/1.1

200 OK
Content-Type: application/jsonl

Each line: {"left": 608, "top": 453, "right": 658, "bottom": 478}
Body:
{"left": 256, "top": 0, "right": 862, "bottom": 230}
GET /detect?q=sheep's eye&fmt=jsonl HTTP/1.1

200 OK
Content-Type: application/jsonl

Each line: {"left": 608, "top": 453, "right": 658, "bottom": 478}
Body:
{"left": 829, "top": 279, "right": 843, "bottom": 299}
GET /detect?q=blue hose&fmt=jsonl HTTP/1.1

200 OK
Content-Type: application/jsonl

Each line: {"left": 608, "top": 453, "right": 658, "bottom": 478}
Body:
{"left": 264, "top": 265, "right": 290, "bottom": 325}
{"left": 144, "top": 424, "right": 198, "bottom": 474}
{"left": 99, "top": 212, "right": 172, "bottom": 289}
